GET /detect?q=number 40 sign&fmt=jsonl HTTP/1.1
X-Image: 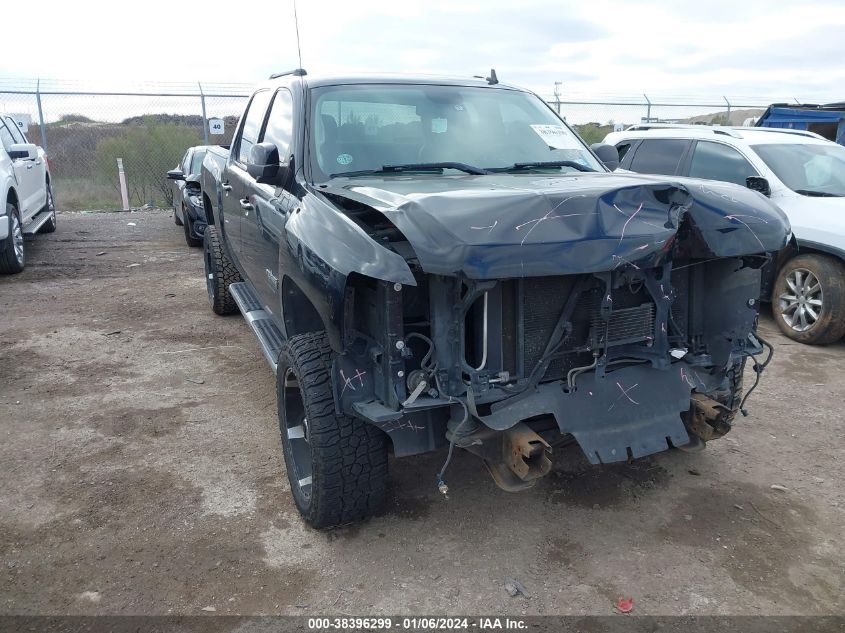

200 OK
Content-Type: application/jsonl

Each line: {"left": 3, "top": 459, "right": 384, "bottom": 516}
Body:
{"left": 208, "top": 118, "right": 224, "bottom": 135}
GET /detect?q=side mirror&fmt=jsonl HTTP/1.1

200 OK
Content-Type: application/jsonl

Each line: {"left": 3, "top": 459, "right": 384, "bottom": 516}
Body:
{"left": 8, "top": 143, "right": 37, "bottom": 160}
{"left": 590, "top": 143, "right": 620, "bottom": 171}
{"left": 746, "top": 176, "right": 771, "bottom": 197}
{"left": 247, "top": 142, "right": 284, "bottom": 184}
{"left": 167, "top": 169, "right": 185, "bottom": 181}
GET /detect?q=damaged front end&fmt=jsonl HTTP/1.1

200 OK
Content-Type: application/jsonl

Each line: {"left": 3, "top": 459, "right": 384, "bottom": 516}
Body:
{"left": 328, "top": 174, "right": 789, "bottom": 491}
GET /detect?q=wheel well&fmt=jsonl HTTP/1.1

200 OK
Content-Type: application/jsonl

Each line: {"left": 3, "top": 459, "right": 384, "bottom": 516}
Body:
{"left": 5, "top": 188, "right": 19, "bottom": 213}
{"left": 795, "top": 241, "right": 845, "bottom": 266}
{"left": 202, "top": 192, "right": 215, "bottom": 225}
{"left": 281, "top": 277, "right": 324, "bottom": 339}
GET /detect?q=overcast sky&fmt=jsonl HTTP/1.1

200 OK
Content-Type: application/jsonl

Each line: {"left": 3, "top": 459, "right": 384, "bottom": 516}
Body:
{"left": 2, "top": 0, "right": 844, "bottom": 103}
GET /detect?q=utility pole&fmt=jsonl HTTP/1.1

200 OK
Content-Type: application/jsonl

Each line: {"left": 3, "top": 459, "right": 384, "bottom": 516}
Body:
{"left": 553, "top": 81, "right": 562, "bottom": 114}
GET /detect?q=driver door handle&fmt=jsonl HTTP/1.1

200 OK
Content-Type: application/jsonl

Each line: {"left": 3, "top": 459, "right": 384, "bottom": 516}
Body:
{"left": 240, "top": 198, "right": 254, "bottom": 211}
{"left": 221, "top": 182, "right": 233, "bottom": 192}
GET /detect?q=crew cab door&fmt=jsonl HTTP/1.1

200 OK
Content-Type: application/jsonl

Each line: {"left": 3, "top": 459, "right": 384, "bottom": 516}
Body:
{"left": 239, "top": 88, "right": 297, "bottom": 313}
{"left": 1, "top": 118, "right": 43, "bottom": 219}
{"left": 222, "top": 89, "right": 273, "bottom": 269}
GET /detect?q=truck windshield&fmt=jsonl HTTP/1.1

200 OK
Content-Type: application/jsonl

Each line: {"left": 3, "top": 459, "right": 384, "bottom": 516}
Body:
{"left": 309, "top": 84, "right": 602, "bottom": 180}
{"left": 752, "top": 142, "right": 845, "bottom": 197}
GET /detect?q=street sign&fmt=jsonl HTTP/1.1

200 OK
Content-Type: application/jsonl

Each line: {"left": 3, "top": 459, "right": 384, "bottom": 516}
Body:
{"left": 209, "top": 118, "right": 224, "bottom": 135}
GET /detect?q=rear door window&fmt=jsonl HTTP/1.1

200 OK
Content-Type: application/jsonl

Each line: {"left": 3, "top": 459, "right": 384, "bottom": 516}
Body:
{"left": 688, "top": 140, "right": 758, "bottom": 186}
{"left": 628, "top": 139, "right": 690, "bottom": 175}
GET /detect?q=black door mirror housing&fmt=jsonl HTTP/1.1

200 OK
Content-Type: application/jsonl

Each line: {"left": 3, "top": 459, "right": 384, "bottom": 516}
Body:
{"left": 166, "top": 169, "right": 185, "bottom": 181}
{"left": 247, "top": 142, "right": 286, "bottom": 185}
{"left": 590, "top": 143, "right": 620, "bottom": 171}
{"left": 746, "top": 176, "right": 771, "bottom": 197}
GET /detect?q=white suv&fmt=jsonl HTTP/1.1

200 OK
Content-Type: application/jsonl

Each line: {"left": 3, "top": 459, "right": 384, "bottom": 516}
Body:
{"left": 603, "top": 124, "right": 845, "bottom": 344}
{"left": 0, "top": 115, "right": 55, "bottom": 274}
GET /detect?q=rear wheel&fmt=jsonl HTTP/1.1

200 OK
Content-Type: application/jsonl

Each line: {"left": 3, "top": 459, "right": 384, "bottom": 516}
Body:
{"left": 203, "top": 225, "right": 241, "bottom": 315}
{"left": 183, "top": 206, "right": 203, "bottom": 247}
{"left": 278, "top": 332, "right": 388, "bottom": 528}
{"left": 174, "top": 201, "right": 183, "bottom": 225}
{"left": 0, "top": 203, "right": 25, "bottom": 274}
{"left": 39, "top": 183, "right": 56, "bottom": 234}
{"left": 772, "top": 254, "right": 845, "bottom": 344}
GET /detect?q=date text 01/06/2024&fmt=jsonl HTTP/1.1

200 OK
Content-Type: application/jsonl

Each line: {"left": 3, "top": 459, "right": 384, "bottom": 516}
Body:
{"left": 307, "top": 617, "right": 528, "bottom": 630}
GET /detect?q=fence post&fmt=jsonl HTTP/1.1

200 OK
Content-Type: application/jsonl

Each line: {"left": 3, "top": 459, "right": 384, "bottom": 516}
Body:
{"left": 117, "top": 158, "right": 130, "bottom": 211}
{"left": 36, "top": 78, "right": 48, "bottom": 153}
{"left": 198, "top": 82, "right": 209, "bottom": 146}
{"left": 724, "top": 96, "right": 731, "bottom": 125}
{"left": 643, "top": 94, "right": 651, "bottom": 123}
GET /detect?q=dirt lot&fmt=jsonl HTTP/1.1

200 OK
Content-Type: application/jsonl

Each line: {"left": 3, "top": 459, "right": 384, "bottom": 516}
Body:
{"left": 1, "top": 209, "right": 843, "bottom": 616}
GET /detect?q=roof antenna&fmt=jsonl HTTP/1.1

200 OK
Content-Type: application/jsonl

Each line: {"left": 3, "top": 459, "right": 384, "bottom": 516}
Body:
{"left": 486, "top": 68, "right": 499, "bottom": 85}
{"left": 293, "top": 0, "right": 304, "bottom": 72}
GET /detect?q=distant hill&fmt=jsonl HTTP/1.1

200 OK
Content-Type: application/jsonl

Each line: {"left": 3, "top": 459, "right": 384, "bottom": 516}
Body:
{"left": 682, "top": 108, "right": 765, "bottom": 126}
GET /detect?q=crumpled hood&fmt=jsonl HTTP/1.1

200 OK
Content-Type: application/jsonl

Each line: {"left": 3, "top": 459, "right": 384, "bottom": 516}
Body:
{"left": 321, "top": 172, "right": 790, "bottom": 279}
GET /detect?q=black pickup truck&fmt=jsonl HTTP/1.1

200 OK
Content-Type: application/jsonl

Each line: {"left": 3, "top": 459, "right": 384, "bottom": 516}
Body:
{"left": 200, "top": 70, "right": 790, "bottom": 528}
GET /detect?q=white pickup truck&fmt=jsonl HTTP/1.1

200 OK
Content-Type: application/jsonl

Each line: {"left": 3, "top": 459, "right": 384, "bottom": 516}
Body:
{"left": 0, "top": 114, "right": 55, "bottom": 274}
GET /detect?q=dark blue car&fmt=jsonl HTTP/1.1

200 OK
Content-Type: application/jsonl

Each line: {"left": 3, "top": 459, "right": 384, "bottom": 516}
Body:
{"left": 167, "top": 146, "right": 211, "bottom": 247}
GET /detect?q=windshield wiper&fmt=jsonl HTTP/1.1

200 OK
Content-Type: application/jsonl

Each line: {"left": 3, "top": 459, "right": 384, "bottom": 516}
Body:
{"left": 794, "top": 189, "right": 840, "bottom": 197}
{"left": 488, "top": 160, "right": 597, "bottom": 173}
{"left": 330, "top": 162, "right": 488, "bottom": 178}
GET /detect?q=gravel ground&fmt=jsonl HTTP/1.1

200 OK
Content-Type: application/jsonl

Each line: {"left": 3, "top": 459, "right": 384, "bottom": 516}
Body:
{"left": 0, "top": 209, "right": 843, "bottom": 616}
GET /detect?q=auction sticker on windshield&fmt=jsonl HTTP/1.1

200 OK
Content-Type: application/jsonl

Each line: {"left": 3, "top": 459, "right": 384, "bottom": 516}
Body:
{"left": 530, "top": 124, "right": 582, "bottom": 150}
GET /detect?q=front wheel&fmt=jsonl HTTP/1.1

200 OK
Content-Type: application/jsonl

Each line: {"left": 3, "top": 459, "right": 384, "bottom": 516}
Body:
{"left": 203, "top": 225, "right": 241, "bottom": 315}
{"left": 772, "top": 254, "right": 845, "bottom": 344}
{"left": 277, "top": 332, "right": 388, "bottom": 528}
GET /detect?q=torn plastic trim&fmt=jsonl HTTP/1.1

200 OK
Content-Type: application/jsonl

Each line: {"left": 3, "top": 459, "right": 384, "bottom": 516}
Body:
{"left": 287, "top": 191, "right": 417, "bottom": 287}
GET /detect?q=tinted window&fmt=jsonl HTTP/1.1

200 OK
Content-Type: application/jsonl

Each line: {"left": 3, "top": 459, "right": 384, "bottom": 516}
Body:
{"left": 237, "top": 90, "right": 273, "bottom": 163}
{"left": 0, "top": 121, "right": 14, "bottom": 151}
{"left": 629, "top": 139, "right": 689, "bottom": 175}
{"left": 689, "top": 141, "right": 758, "bottom": 186}
{"left": 180, "top": 150, "right": 191, "bottom": 173}
{"left": 262, "top": 89, "right": 293, "bottom": 162}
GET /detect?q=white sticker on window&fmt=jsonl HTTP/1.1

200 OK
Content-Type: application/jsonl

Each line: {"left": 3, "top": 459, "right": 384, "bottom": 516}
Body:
{"left": 530, "top": 124, "right": 582, "bottom": 150}
{"left": 337, "top": 153, "right": 353, "bottom": 165}
{"left": 432, "top": 118, "right": 447, "bottom": 134}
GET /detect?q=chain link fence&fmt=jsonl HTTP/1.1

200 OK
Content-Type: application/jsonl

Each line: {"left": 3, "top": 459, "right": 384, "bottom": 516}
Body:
{"left": 0, "top": 80, "right": 250, "bottom": 210}
{"left": 543, "top": 95, "right": 777, "bottom": 145}
{"left": 0, "top": 79, "right": 781, "bottom": 211}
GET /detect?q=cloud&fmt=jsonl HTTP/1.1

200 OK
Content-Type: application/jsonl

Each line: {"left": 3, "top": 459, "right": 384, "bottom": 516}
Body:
{"left": 0, "top": 0, "right": 842, "bottom": 106}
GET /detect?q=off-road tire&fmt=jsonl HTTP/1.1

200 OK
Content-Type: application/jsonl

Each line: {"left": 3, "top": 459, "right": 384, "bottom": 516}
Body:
{"left": 39, "top": 183, "right": 56, "bottom": 234}
{"left": 0, "top": 203, "right": 25, "bottom": 274}
{"left": 771, "top": 254, "right": 845, "bottom": 344}
{"left": 277, "top": 332, "right": 388, "bottom": 528}
{"left": 183, "top": 206, "right": 202, "bottom": 247}
{"left": 203, "top": 225, "right": 241, "bottom": 315}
